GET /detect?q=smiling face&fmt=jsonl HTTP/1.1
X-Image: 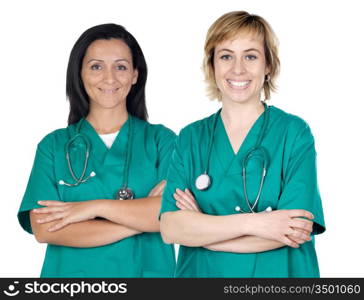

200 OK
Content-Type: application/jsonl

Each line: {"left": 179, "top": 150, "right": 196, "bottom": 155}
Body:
{"left": 81, "top": 38, "right": 138, "bottom": 111}
{"left": 213, "top": 32, "right": 268, "bottom": 105}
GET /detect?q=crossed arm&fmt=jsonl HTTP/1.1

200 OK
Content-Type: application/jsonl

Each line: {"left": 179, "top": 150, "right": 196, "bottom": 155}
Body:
{"left": 30, "top": 181, "right": 166, "bottom": 248}
{"left": 160, "top": 189, "right": 313, "bottom": 253}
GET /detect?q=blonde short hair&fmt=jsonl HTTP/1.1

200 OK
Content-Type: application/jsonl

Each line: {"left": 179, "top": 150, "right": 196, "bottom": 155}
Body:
{"left": 203, "top": 11, "right": 280, "bottom": 101}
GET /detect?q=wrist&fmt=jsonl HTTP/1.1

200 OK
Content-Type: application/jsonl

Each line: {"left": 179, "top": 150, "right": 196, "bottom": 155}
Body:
{"left": 93, "top": 199, "right": 109, "bottom": 218}
{"left": 239, "top": 213, "right": 255, "bottom": 236}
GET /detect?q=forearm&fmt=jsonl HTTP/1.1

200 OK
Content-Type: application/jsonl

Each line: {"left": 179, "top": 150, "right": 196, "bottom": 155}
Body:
{"left": 205, "top": 236, "right": 285, "bottom": 253}
{"left": 30, "top": 212, "right": 140, "bottom": 248}
{"left": 95, "top": 197, "right": 161, "bottom": 232}
{"left": 160, "top": 210, "right": 252, "bottom": 247}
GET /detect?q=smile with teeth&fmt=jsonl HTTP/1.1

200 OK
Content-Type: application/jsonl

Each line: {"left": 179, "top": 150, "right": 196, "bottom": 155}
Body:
{"left": 98, "top": 88, "right": 120, "bottom": 94}
{"left": 227, "top": 80, "right": 250, "bottom": 88}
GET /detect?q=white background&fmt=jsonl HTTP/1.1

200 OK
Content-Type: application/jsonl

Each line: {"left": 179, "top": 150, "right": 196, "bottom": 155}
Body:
{"left": 1, "top": 0, "right": 363, "bottom": 277}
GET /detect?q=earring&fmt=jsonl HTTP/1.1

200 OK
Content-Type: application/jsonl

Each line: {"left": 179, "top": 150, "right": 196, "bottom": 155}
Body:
{"left": 265, "top": 74, "right": 271, "bottom": 82}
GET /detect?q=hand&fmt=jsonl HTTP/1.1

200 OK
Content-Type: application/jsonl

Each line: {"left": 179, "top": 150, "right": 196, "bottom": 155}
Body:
{"left": 33, "top": 200, "right": 99, "bottom": 232}
{"left": 286, "top": 227, "right": 312, "bottom": 247}
{"left": 248, "top": 209, "right": 314, "bottom": 248}
{"left": 148, "top": 180, "right": 166, "bottom": 197}
{"left": 173, "top": 188, "right": 201, "bottom": 212}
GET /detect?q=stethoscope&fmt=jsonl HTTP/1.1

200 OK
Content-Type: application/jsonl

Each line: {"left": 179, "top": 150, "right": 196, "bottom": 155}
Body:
{"left": 58, "top": 116, "right": 135, "bottom": 200}
{"left": 195, "top": 102, "right": 272, "bottom": 213}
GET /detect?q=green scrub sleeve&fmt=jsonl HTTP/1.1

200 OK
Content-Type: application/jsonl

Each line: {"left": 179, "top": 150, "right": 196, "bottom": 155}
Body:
{"left": 155, "top": 125, "right": 177, "bottom": 181}
{"left": 277, "top": 122, "right": 325, "bottom": 235}
{"left": 160, "top": 130, "right": 188, "bottom": 216}
{"left": 18, "top": 135, "right": 60, "bottom": 234}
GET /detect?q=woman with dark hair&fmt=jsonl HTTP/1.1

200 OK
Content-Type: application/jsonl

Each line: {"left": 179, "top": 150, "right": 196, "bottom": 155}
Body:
{"left": 18, "top": 24, "right": 176, "bottom": 277}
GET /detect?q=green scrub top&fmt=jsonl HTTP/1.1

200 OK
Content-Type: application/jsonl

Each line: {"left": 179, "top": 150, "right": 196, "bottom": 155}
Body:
{"left": 18, "top": 116, "right": 176, "bottom": 278}
{"left": 160, "top": 105, "right": 325, "bottom": 278}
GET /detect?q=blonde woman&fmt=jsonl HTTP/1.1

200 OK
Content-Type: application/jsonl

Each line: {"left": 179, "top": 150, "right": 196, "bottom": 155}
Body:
{"left": 160, "top": 11, "right": 325, "bottom": 277}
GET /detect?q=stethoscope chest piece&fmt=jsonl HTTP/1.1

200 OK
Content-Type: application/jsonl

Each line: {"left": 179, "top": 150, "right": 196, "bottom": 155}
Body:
{"left": 116, "top": 187, "right": 134, "bottom": 200}
{"left": 195, "top": 173, "right": 211, "bottom": 191}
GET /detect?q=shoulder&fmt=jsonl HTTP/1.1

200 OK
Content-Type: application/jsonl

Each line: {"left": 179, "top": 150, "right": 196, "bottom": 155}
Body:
{"left": 269, "top": 106, "right": 316, "bottom": 149}
{"left": 270, "top": 106, "right": 313, "bottom": 136}
{"left": 178, "top": 112, "right": 216, "bottom": 139}
{"left": 37, "top": 126, "right": 70, "bottom": 152}
{"left": 132, "top": 116, "right": 176, "bottom": 142}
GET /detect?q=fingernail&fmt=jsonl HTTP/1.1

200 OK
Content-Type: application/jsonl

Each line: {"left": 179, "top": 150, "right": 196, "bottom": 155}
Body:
{"left": 33, "top": 209, "right": 37, "bottom": 212}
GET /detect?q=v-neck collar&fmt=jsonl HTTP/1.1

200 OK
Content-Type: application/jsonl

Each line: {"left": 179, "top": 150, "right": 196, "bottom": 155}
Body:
{"left": 213, "top": 107, "right": 269, "bottom": 175}
{"left": 80, "top": 116, "right": 132, "bottom": 166}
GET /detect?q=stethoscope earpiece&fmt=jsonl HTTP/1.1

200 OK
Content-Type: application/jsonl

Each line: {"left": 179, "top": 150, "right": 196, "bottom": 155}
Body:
{"left": 235, "top": 205, "right": 273, "bottom": 213}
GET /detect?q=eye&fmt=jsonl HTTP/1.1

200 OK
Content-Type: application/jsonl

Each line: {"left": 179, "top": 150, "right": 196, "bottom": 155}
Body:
{"left": 245, "top": 55, "right": 257, "bottom": 61}
{"left": 220, "top": 54, "right": 232, "bottom": 60}
{"left": 116, "top": 65, "right": 127, "bottom": 71}
{"left": 90, "top": 64, "right": 102, "bottom": 70}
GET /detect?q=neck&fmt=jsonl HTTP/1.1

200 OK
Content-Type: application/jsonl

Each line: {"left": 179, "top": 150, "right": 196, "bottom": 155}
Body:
{"left": 86, "top": 105, "right": 128, "bottom": 134}
{"left": 221, "top": 100, "right": 264, "bottom": 129}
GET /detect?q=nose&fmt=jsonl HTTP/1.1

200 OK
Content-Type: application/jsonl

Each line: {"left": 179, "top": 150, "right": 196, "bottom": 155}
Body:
{"left": 103, "top": 68, "right": 116, "bottom": 84}
{"left": 232, "top": 59, "right": 246, "bottom": 75}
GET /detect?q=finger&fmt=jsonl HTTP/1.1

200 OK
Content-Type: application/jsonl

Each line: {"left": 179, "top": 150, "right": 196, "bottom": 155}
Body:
{"left": 148, "top": 186, "right": 158, "bottom": 197}
{"left": 174, "top": 193, "right": 195, "bottom": 211}
{"left": 184, "top": 189, "right": 197, "bottom": 202}
{"left": 281, "top": 235, "right": 299, "bottom": 248}
{"left": 177, "top": 195, "right": 195, "bottom": 210}
{"left": 37, "top": 212, "right": 65, "bottom": 224}
{"left": 176, "top": 200, "right": 191, "bottom": 211}
{"left": 178, "top": 199, "right": 199, "bottom": 212}
{"left": 183, "top": 189, "right": 200, "bottom": 211}
{"left": 185, "top": 189, "right": 194, "bottom": 198}
{"left": 176, "top": 197, "right": 195, "bottom": 211}
{"left": 48, "top": 220, "right": 68, "bottom": 232}
{"left": 287, "top": 235, "right": 306, "bottom": 244}
{"left": 156, "top": 180, "right": 166, "bottom": 191}
{"left": 289, "top": 228, "right": 311, "bottom": 241}
{"left": 288, "top": 235, "right": 308, "bottom": 244}
{"left": 289, "top": 218, "right": 313, "bottom": 233}
{"left": 287, "top": 229, "right": 310, "bottom": 244}
{"left": 176, "top": 189, "right": 200, "bottom": 211}
{"left": 288, "top": 209, "right": 314, "bottom": 220}
{"left": 154, "top": 181, "right": 166, "bottom": 196}
{"left": 287, "top": 235, "right": 304, "bottom": 246}
{"left": 176, "top": 189, "right": 192, "bottom": 202}
{"left": 149, "top": 180, "right": 166, "bottom": 196}
{"left": 292, "top": 227, "right": 312, "bottom": 241}
{"left": 33, "top": 206, "right": 66, "bottom": 214}
{"left": 37, "top": 200, "right": 67, "bottom": 207}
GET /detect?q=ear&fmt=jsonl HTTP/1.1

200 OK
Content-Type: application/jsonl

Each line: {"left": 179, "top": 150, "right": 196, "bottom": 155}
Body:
{"left": 265, "top": 65, "right": 270, "bottom": 76}
{"left": 132, "top": 69, "right": 138, "bottom": 85}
